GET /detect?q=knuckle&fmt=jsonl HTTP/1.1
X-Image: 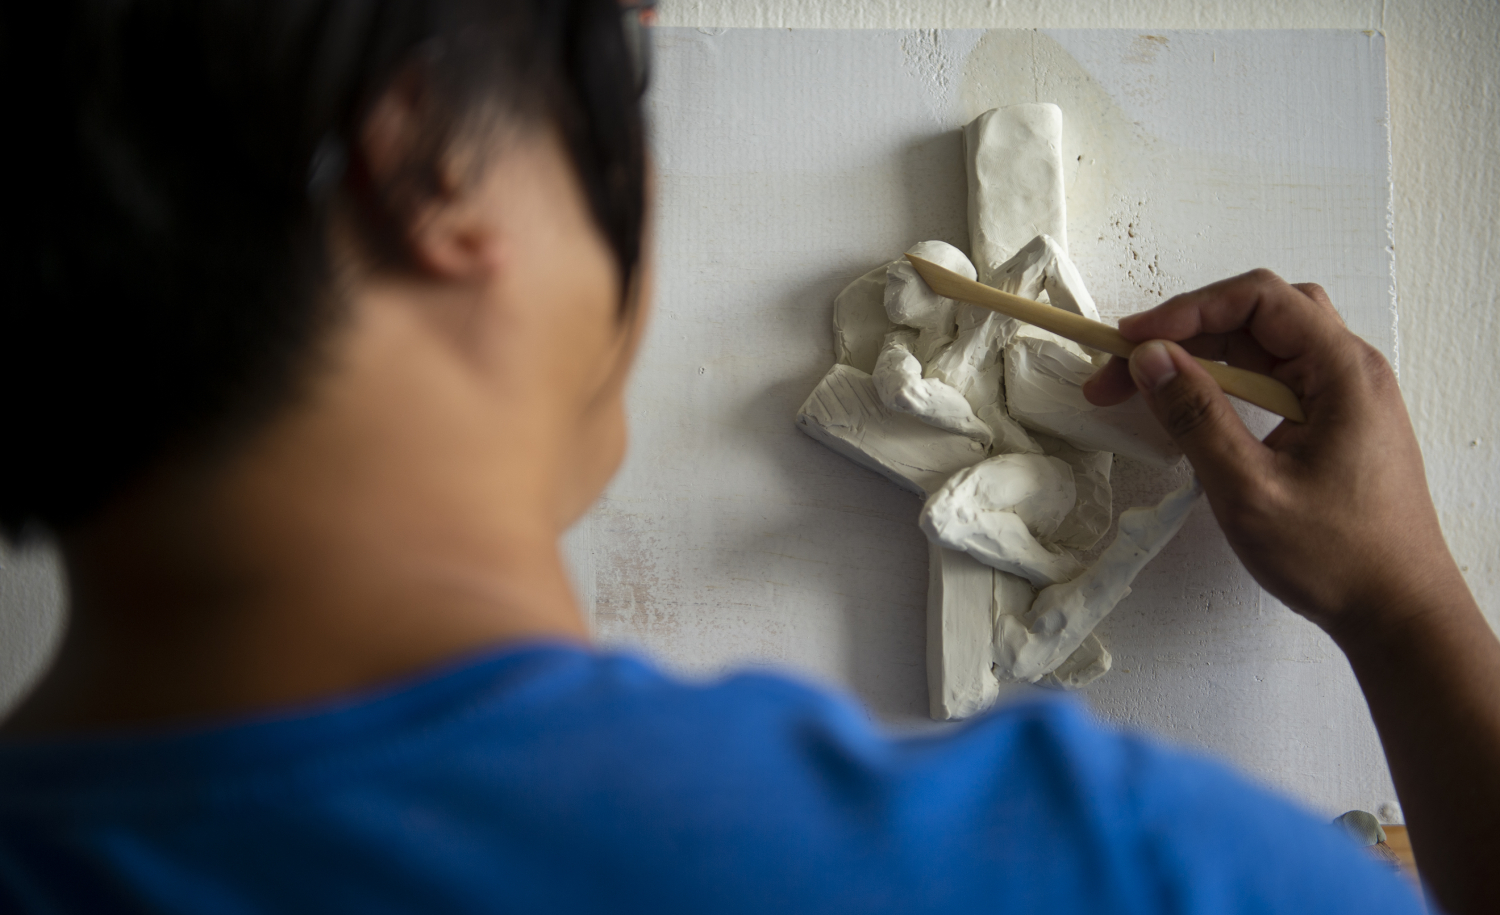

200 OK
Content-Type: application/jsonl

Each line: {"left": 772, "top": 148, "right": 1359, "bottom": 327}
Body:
{"left": 1292, "top": 282, "right": 1343, "bottom": 325}
{"left": 1356, "top": 342, "right": 1397, "bottom": 390}
{"left": 1244, "top": 267, "right": 1284, "bottom": 286}
{"left": 1295, "top": 282, "right": 1328, "bottom": 303}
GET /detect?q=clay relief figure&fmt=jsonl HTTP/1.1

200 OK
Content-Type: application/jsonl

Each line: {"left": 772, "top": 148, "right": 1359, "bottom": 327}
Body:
{"left": 796, "top": 104, "right": 1198, "bottom": 720}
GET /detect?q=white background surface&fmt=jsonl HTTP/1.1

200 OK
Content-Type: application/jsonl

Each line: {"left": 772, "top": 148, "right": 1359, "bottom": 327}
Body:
{"left": 1, "top": 0, "right": 1495, "bottom": 820}
{"left": 566, "top": 27, "right": 1397, "bottom": 815}
{"left": 653, "top": 0, "right": 1500, "bottom": 683}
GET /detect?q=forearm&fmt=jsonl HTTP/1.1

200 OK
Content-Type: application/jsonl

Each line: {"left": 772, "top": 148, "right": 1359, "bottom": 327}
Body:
{"left": 1336, "top": 575, "right": 1500, "bottom": 915}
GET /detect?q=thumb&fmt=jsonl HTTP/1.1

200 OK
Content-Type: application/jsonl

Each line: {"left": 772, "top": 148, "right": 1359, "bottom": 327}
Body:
{"left": 1129, "top": 340, "right": 1265, "bottom": 489}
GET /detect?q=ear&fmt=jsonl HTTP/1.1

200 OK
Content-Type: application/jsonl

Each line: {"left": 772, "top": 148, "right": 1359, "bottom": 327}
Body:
{"left": 405, "top": 194, "right": 498, "bottom": 280}
{"left": 356, "top": 66, "right": 499, "bottom": 280}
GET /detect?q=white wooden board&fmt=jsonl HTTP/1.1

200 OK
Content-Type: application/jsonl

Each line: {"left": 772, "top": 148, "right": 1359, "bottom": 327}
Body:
{"left": 566, "top": 28, "right": 1396, "bottom": 815}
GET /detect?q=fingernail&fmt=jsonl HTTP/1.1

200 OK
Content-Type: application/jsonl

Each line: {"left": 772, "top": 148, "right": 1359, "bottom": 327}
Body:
{"left": 1130, "top": 341, "right": 1179, "bottom": 391}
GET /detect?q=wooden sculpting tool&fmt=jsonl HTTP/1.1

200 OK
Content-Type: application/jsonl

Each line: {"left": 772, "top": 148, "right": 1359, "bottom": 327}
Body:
{"left": 905, "top": 254, "right": 1306, "bottom": 423}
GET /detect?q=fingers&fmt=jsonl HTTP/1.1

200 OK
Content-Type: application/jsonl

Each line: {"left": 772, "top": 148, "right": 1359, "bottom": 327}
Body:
{"left": 1084, "top": 327, "right": 1280, "bottom": 408}
{"left": 1119, "top": 269, "right": 1344, "bottom": 363}
{"left": 1082, "top": 356, "right": 1135, "bottom": 406}
{"left": 1128, "top": 341, "right": 1268, "bottom": 493}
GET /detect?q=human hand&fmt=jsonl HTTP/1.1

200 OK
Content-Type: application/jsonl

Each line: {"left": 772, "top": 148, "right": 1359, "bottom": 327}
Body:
{"left": 1082, "top": 270, "right": 1465, "bottom": 644}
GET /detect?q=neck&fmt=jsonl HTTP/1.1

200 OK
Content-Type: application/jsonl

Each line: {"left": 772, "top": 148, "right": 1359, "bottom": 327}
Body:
{"left": 4, "top": 288, "right": 591, "bottom": 736}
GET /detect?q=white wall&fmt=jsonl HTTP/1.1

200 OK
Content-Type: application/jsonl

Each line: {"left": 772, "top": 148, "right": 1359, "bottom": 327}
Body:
{"left": 595, "top": 26, "right": 1401, "bottom": 813}
{"left": 656, "top": 0, "right": 1500, "bottom": 632}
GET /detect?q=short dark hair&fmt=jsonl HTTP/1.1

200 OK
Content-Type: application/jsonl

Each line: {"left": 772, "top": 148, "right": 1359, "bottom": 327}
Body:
{"left": 0, "top": 0, "right": 646, "bottom": 540}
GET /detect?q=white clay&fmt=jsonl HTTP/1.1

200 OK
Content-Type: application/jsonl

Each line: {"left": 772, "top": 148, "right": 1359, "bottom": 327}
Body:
{"left": 976, "top": 233, "right": 1105, "bottom": 367}
{"left": 922, "top": 309, "right": 1008, "bottom": 427}
{"left": 805, "top": 103, "right": 1176, "bottom": 717}
{"left": 924, "top": 104, "right": 1074, "bottom": 432}
{"left": 990, "top": 565, "right": 1035, "bottom": 627}
{"left": 989, "top": 571, "right": 1113, "bottom": 693}
{"left": 884, "top": 241, "right": 970, "bottom": 363}
{"left": 927, "top": 550, "right": 1112, "bottom": 718}
{"left": 984, "top": 237, "right": 1116, "bottom": 549}
{"left": 926, "top": 544, "right": 1001, "bottom": 720}
{"left": 1036, "top": 235, "right": 1100, "bottom": 321}
{"left": 832, "top": 263, "right": 898, "bottom": 373}
{"left": 1039, "top": 633, "right": 1113, "bottom": 690}
{"left": 993, "top": 477, "right": 1203, "bottom": 683}
{"left": 964, "top": 104, "right": 1067, "bottom": 285}
{"left": 978, "top": 404, "right": 1044, "bottom": 456}
{"left": 1004, "top": 330, "right": 1181, "bottom": 467}
{"left": 989, "top": 234, "right": 1051, "bottom": 302}
{"left": 873, "top": 331, "right": 993, "bottom": 445}
{"left": 995, "top": 234, "right": 1102, "bottom": 323}
{"left": 920, "top": 232, "right": 1093, "bottom": 425}
{"left": 920, "top": 241, "right": 1049, "bottom": 423}
{"left": 797, "top": 364, "right": 987, "bottom": 495}
{"left": 919, "top": 453, "right": 1085, "bottom": 587}
{"left": 1035, "top": 434, "right": 1113, "bottom": 551}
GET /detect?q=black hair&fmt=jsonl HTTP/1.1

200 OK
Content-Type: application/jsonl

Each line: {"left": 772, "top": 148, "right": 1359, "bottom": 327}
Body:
{"left": 0, "top": 0, "right": 646, "bottom": 541}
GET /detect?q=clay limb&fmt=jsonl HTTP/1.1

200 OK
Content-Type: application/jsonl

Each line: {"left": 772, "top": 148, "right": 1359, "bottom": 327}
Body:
{"left": 928, "top": 550, "right": 1111, "bottom": 719}
{"left": 919, "top": 453, "right": 1085, "bottom": 587}
{"left": 978, "top": 404, "right": 1044, "bottom": 455}
{"left": 1040, "top": 632, "right": 1112, "bottom": 690}
{"left": 989, "top": 571, "right": 1113, "bottom": 698}
{"left": 994, "top": 234, "right": 1102, "bottom": 323}
{"left": 921, "top": 309, "right": 1008, "bottom": 425}
{"left": 989, "top": 234, "right": 1050, "bottom": 303}
{"left": 873, "top": 331, "right": 993, "bottom": 446}
{"left": 1005, "top": 330, "right": 1182, "bottom": 467}
{"left": 962, "top": 232, "right": 1093, "bottom": 352}
{"left": 964, "top": 104, "right": 1067, "bottom": 285}
{"left": 989, "top": 233, "right": 1175, "bottom": 466}
{"left": 993, "top": 477, "right": 1204, "bottom": 683}
{"left": 797, "top": 364, "right": 987, "bottom": 495}
{"left": 921, "top": 231, "right": 1099, "bottom": 418}
{"left": 832, "top": 263, "right": 898, "bottom": 373}
{"left": 1035, "top": 434, "right": 1113, "bottom": 551}
{"left": 884, "top": 241, "right": 969, "bottom": 363}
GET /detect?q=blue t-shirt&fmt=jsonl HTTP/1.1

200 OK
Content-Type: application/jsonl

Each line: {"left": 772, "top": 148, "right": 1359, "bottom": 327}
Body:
{"left": 0, "top": 645, "right": 1423, "bottom": 913}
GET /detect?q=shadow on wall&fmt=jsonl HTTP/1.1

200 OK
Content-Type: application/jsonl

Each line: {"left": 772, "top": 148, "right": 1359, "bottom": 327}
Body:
{"left": 0, "top": 542, "right": 66, "bottom": 717}
{"left": 898, "top": 130, "right": 970, "bottom": 255}
{"left": 727, "top": 266, "right": 938, "bottom": 724}
{"left": 744, "top": 369, "right": 934, "bottom": 723}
